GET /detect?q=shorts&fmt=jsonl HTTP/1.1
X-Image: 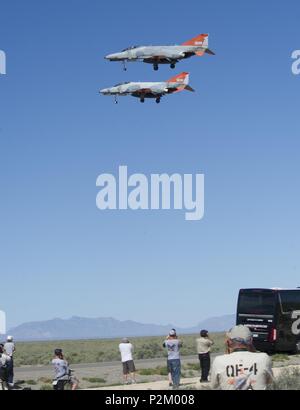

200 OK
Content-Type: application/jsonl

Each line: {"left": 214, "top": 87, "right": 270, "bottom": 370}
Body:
{"left": 122, "top": 360, "right": 136, "bottom": 375}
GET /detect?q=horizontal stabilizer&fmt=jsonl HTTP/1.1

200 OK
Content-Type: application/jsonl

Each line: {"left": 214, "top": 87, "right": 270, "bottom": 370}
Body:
{"left": 205, "top": 48, "right": 215, "bottom": 55}
{"left": 184, "top": 85, "right": 195, "bottom": 92}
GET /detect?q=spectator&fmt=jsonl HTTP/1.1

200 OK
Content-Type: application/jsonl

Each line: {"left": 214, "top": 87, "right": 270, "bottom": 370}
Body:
{"left": 211, "top": 325, "right": 273, "bottom": 390}
{"left": 0, "top": 343, "right": 11, "bottom": 389}
{"left": 163, "top": 329, "right": 182, "bottom": 389}
{"left": 165, "top": 328, "right": 176, "bottom": 387}
{"left": 52, "top": 348, "right": 78, "bottom": 390}
{"left": 196, "top": 329, "right": 214, "bottom": 382}
{"left": 4, "top": 336, "right": 15, "bottom": 387}
{"left": 119, "top": 338, "right": 136, "bottom": 384}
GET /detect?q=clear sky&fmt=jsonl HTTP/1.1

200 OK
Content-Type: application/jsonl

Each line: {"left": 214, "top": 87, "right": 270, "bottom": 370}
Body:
{"left": 1, "top": 0, "right": 300, "bottom": 329}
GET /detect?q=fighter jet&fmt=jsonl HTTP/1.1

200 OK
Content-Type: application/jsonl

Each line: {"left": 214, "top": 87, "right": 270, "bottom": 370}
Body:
{"left": 100, "top": 72, "right": 194, "bottom": 104}
{"left": 105, "top": 34, "right": 214, "bottom": 71}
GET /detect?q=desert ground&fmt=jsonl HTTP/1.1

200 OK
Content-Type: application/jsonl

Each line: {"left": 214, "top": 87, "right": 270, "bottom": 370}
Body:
{"left": 9, "top": 333, "right": 300, "bottom": 390}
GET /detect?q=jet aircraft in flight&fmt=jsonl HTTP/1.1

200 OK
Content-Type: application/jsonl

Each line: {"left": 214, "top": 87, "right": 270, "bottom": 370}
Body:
{"left": 100, "top": 72, "right": 194, "bottom": 103}
{"left": 105, "top": 34, "right": 214, "bottom": 71}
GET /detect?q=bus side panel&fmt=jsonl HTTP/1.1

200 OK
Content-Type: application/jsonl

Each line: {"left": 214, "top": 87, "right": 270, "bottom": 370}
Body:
{"left": 277, "top": 291, "right": 300, "bottom": 352}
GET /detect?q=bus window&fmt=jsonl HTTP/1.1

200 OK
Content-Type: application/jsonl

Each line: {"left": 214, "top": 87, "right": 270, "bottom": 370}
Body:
{"left": 279, "top": 291, "right": 300, "bottom": 313}
{"left": 238, "top": 291, "right": 276, "bottom": 315}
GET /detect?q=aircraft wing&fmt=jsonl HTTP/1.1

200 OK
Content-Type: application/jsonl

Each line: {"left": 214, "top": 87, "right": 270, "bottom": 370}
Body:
{"left": 131, "top": 87, "right": 153, "bottom": 94}
{"left": 141, "top": 50, "right": 184, "bottom": 63}
{"left": 131, "top": 87, "right": 166, "bottom": 96}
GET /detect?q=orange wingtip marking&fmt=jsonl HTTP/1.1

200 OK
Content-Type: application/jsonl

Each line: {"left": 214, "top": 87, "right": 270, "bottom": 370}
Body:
{"left": 167, "top": 72, "right": 189, "bottom": 83}
{"left": 182, "top": 34, "right": 208, "bottom": 46}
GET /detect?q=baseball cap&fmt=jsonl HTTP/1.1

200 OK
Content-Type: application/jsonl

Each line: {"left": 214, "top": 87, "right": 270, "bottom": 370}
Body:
{"left": 169, "top": 329, "right": 176, "bottom": 336}
{"left": 227, "top": 325, "right": 252, "bottom": 343}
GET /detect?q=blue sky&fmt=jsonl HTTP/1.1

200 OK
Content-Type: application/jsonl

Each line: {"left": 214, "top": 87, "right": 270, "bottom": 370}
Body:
{"left": 0, "top": 0, "right": 300, "bottom": 329}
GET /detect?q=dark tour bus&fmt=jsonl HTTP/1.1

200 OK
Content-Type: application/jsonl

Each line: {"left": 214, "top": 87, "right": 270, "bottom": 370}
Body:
{"left": 236, "top": 288, "right": 300, "bottom": 353}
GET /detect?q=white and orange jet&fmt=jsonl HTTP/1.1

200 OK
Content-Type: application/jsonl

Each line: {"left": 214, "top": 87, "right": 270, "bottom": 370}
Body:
{"left": 100, "top": 72, "right": 194, "bottom": 104}
{"left": 105, "top": 34, "right": 215, "bottom": 71}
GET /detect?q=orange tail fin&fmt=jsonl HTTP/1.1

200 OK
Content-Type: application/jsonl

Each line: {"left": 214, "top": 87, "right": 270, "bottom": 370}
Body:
{"left": 167, "top": 72, "right": 189, "bottom": 84}
{"left": 182, "top": 33, "right": 208, "bottom": 46}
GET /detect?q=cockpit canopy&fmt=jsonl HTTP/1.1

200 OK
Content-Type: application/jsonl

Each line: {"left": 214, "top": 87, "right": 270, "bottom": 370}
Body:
{"left": 113, "top": 81, "right": 130, "bottom": 87}
{"left": 122, "top": 45, "right": 140, "bottom": 52}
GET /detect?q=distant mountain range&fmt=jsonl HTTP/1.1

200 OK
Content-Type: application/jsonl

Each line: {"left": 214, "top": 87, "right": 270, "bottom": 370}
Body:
{"left": 4, "top": 314, "right": 235, "bottom": 341}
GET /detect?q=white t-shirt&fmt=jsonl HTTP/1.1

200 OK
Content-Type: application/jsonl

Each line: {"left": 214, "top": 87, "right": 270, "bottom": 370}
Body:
{"left": 4, "top": 342, "right": 15, "bottom": 357}
{"left": 211, "top": 351, "right": 273, "bottom": 390}
{"left": 119, "top": 343, "right": 133, "bottom": 362}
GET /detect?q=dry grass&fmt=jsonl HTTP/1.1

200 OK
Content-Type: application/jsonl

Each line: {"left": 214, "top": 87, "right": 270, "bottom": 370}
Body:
{"left": 269, "top": 368, "right": 300, "bottom": 390}
{"left": 13, "top": 332, "right": 226, "bottom": 366}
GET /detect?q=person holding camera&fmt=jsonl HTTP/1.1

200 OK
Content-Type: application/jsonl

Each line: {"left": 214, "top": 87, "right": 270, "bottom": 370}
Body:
{"left": 0, "top": 343, "right": 11, "bottom": 389}
{"left": 163, "top": 329, "right": 183, "bottom": 389}
{"left": 196, "top": 329, "right": 214, "bottom": 382}
{"left": 4, "top": 336, "right": 15, "bottom": 388}
{"left": 52, "top": 348, "right": 78, "bottom": 390}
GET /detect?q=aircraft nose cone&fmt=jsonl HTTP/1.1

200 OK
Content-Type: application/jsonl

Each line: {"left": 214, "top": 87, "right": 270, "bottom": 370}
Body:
{"left": 100, "top": 88, "right": 109, "bottom": 94}
{"left": 105, "top": 53, "right": 121, "bottom": 61}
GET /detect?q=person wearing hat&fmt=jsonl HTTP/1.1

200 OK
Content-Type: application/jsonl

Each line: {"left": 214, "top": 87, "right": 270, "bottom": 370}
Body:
{"left": 52, "top": 348, "right": 79, "bottom": 390}
{"left": 165, "top": 328, "right": 177, "bottom": 387}
{"left": 163, "top": 329, "right": 183, "bottom": 389}
{"left": 211, "top": 325, "right": 273, "bottom": 390}
{"left": 119, "top": 338, "right": 136, "bottom": 384}
{"left": 196, "top": 329, "right": 214, "bottom": 382}
{"left": 4, "top": 336, "right": 15, "bottom": 387}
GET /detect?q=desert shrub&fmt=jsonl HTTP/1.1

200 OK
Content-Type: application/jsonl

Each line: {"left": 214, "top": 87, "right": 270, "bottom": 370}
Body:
{"left": 184, "top": 362, "right": 200, "bottom": 371}
{"left": 137, "top": 366, "right": 168, "bottom": 376}
{"left": 38, "top": 377, "right": 52, "bottom": 384}
{"left": 269, "top": 368, "right": 300, "bottom": 390}
{"left": 82, "top": 377, "right": 106, "bottom": 383}
{"left": 25, "top": 380, "right": 37, "bottom": 385}
{"left": 40, "top": 384, "right": 52, "bottom": 390}
{"left": 271, "top": 354, "right": 289, "bottom": 362}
